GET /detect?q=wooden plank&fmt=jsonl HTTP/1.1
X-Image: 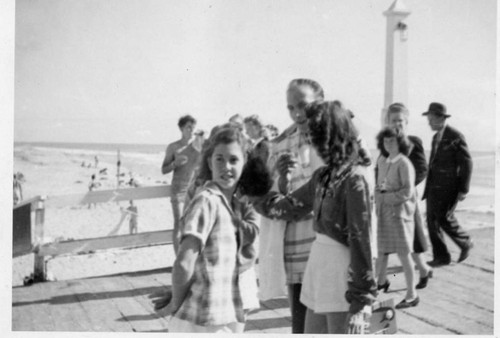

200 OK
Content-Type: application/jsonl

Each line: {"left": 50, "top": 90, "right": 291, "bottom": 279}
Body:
{"left": 100, "top": 274, "right": 169, "bottom": 332}
{"left": 38, "top": 230, "right": 173, "bottom": 257}
{"left": 75, "top": 277, "right": 134, "bottom": 331}
{"left": 44, "top": 185, "right": 171, "bottom": 208}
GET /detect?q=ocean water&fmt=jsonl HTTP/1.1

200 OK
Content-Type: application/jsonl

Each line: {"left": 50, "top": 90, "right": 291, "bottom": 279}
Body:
{"left": 14, "top": 141, "right": 167, "bottom": 155}
{"left": 14, "top": 141, "right": 170, "bottom": 186}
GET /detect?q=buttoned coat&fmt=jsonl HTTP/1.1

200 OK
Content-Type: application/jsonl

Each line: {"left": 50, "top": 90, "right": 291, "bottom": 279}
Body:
{"left": 423, "top": 125, "right": 473, "bottom": 202}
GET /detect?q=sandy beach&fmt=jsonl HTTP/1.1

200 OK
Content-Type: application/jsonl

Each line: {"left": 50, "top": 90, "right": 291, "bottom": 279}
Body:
{"left": 12, "top": 143, "right": 495, "bottom": 286}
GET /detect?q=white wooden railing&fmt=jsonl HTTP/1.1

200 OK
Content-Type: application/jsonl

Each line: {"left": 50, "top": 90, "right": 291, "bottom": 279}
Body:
{"left": 13, "top": 185, "right": 174, "bottom": 282}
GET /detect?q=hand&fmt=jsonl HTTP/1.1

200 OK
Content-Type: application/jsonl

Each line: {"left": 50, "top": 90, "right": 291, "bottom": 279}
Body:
{"left": 345, "top": 306, "right": 371, "bottom": 334}
{"left": 149, "top": 288, "right": 175, "bottom": 316}
{"left": 174, "top": 155, "right": 188, "bottom": 167}
{"left": 276, "top": 153, "right": 298, "bottom": 178}
{"left": 457, "top": 192, "right": 467, "bottom": 202}
{"left": 278, "top": 174, "right": 290, "bottom": 195}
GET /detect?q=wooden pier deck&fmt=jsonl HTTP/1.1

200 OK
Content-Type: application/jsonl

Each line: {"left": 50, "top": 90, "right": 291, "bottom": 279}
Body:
{"left": 12, "top": 227, "right": 495, "bottom": 334}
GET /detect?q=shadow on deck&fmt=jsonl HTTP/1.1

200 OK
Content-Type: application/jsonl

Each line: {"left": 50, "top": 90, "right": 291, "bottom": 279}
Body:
{"left": 12, "top": 227, "right": 494, "bottom": 334}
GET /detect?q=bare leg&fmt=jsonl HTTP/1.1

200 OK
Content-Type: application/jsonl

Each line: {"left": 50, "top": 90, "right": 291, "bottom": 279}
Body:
{"left": 398, "top": 252, "right": 417, "bottom": 300}
{"left": 171, "top": 199, "right": 184, "bottom": 255}
{"left": 376, "top": 254, "right": 389, "bottom": 284}
{"left": 412, "top": 252, "right": 431, "bottom": 277}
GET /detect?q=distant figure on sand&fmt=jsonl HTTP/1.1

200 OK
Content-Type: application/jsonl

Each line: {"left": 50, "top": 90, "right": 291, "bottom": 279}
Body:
{"left": 108, "top": 202, "right": 139, "bottom": 236}
{"left": 161, "top": 115, "right": 202, "bottom": 254}
{"left": 94, "top": 156, "right": 99, "bottom": 168}
{"left": 88, "top": 174, "right": 100, "bottom": 209}
{"left": 127, "top": 201, "right": 138, "bottom": 234}
{"left": 13, "top": 172, "right": 24, "bottom": 206}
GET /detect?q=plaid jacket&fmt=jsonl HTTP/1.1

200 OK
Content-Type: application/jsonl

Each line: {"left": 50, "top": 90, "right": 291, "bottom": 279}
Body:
{"left": 173, "top": 182, "right": 259, "bottom": 326}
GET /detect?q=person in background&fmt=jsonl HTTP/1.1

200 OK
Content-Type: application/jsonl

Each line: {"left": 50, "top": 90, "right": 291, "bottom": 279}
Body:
{"left": 263, "top": 124, "right": 279, "bottom": 140}
{"left": 254, "top": 101, "right": 376, "bottom": 333}
{"left": 385, "top": 103, "right": 433, "bottom": 289}
{"left": 229, "top": 114, "right": 245, "bottom": 134}
{"left": 260, "top": 78, "right": 325, "bottom": 334}
{"left": 422, "top": 102, "right": 473, "bottom": 266}
{"left": 375, "top": 127, "right": 419, "bottom": 309}
{"left": 161, "top": 115, "right": 202, "bottom": 254}
{"left": 127, "top": 200, "right": 138, "bottom": 234}
{"left": 88, "top": 174, "right": 100, "bottom": 209}
{"left": 243, "top": 114, "right": 271, "bottom": 164}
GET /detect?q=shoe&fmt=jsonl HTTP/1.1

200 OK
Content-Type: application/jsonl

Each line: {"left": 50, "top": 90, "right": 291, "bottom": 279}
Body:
{"left": 416, "top": 269, "right": 433, "bottom": 289}
{"left": 458, "top": 241, "right": 474, "bottom": 263}
{"left": 377, "top": 280, "right": 390, "bottom": 293}
{"left": 395, "top": 296, "right": 420, "bottom": 309}
{"left": 427, "top": 258, "right": 451, "bottom": 267}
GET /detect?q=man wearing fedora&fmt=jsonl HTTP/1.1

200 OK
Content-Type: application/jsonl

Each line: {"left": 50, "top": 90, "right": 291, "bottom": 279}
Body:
{"left": 422, "top": 102, "right": 473, "bottom": 267}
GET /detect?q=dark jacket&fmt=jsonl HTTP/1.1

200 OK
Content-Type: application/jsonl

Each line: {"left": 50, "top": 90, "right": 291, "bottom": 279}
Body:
{"left": 254, "top": 164, "right": 377, "bottom": 313}
{"left": 408, "top": 135, "right": 428, "bottom": 186}
{"left": 423, "top": 125, "right": 473, "bottom": 200}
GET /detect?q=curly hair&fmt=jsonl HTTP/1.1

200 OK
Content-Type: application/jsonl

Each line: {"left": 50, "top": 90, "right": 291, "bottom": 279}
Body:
{"left": 305, "top": 101, "right": 359, "bottom": 169}
{"left": 376, "top": 127, "right": 411, "bottom": 157}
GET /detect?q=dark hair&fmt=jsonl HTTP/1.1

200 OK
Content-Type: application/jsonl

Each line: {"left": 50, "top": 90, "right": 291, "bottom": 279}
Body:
{"left": 178, "top": 115, "right": 197, "bottom": 128}
{"left": 376, "top": 127, "right": 411, "bottom": 157}
{"left": 305, "top": 101, "right": 359, "bottom": 169}
{"left": 196, "top": 126, "right": 249, "bottom": 185}
{"left": 243, "top": 115, "right": 265, "bottom": 132}
{"left": 238, "top": 153, "right": 274, "bottom": 197}
{"left": 195, "top": 126, "right": 272, "bottom": 197}
{"left": 287, "top": 78, "right": 325, "bottom": 101}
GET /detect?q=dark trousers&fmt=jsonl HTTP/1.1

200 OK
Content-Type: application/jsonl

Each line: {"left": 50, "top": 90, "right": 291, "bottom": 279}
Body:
{"left": 426, "top": 194, "right": 471, "bottom": 261}
{"left": 288, "top": 283, "right": 307, "bottom": 334}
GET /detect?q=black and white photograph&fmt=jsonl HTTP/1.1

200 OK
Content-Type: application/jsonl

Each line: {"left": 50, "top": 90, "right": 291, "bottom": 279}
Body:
{"left": 3, "top": 0, "right": 497, "bottom": 335}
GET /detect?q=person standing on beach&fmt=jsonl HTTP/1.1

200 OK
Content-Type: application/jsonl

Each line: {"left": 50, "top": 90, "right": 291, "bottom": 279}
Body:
{"left": 161, "top": 115, "right": 201, "bottom": 254}
{"left": 422, "top": 102, "right": 473, "bottom": 266}
{"left": 260, "top": 78, "right": 325, "bottom": 334}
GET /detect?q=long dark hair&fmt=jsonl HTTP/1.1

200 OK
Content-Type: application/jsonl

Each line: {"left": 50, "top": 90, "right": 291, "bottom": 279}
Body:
{"left": 305, "top": 101, "right": 359, "bottom": 169}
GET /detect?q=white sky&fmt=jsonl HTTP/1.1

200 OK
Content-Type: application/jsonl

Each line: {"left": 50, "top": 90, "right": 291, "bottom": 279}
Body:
{"left": 10, "top": 0, "right": 498, "bottom": 150}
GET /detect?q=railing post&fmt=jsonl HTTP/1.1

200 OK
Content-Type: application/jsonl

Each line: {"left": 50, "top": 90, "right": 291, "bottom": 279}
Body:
{"left": 33, "top": 197, "right": 46, "bottom": 282}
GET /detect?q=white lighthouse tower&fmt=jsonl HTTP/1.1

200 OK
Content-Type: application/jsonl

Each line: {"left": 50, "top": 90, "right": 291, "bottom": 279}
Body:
{"left": 381, "top": 0, "right": 411, "bottom": 126}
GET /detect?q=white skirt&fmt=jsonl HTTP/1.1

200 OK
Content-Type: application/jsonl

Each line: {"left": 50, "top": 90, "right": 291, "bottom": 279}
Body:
{"left": 300, "top": 233, "right": 350, "bottom": 313}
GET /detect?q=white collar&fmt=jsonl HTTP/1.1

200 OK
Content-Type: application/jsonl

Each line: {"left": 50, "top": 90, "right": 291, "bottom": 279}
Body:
{"left": 386, "top": 153, "right": 404, "bottom": 164}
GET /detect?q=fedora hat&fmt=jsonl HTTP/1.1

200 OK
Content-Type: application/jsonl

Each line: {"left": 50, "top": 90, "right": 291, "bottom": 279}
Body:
{"left": 422, "top": 102, "right": 451, "bottom": 118}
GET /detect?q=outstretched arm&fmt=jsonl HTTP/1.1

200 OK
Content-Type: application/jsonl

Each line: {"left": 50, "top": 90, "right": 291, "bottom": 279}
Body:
{"left": 253, "top": 169, "right": 318, "bottom": 222}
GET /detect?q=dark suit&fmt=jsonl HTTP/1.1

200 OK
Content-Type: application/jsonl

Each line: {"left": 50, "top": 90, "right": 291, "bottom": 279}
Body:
{"left": 422, "top": 125, "right": 473, "bottom": 262}
{"left": 408, "top": 135, "right": 428, "bottom": 186}
{"left": 408, "top": 135, "right": 428, "bottom": 253}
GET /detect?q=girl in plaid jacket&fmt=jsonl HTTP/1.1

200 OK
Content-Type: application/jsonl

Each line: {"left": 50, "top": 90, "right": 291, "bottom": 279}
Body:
{"left": 152, "top": 126, "right": 272, "bottom": 333}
